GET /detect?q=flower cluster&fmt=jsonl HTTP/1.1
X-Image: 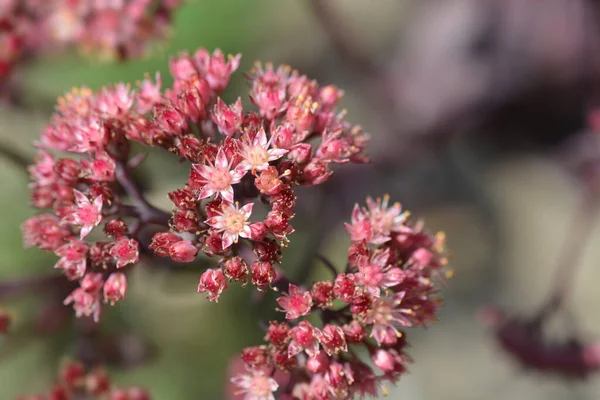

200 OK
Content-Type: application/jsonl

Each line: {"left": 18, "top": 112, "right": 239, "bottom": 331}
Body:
{"left": 17, "top": 359, "right": 150, "bottom": 400}
{"left": 22, "top": 47, "right": 369, "bottom": 320}
{"left": 231, "top": 196, "right": 448, "bottom": 399}
{"left": 0, "top": 0, "right": 182, "bottom": 89}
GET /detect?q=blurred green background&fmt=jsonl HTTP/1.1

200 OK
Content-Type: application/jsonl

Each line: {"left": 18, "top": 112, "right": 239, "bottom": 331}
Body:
{"left": 4, "top": 1, "right": 600, "bottom": 399}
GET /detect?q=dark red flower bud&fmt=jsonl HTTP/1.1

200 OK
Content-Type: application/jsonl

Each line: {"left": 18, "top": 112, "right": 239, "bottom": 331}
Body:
{"left": 149, "top": 232, "right": 181, "bottom": 257}
{"left": 251, "top": 261, "right": 275, "bottom": 289}
{"left": 104, "top": 219, "right": 128, "bottom": 238}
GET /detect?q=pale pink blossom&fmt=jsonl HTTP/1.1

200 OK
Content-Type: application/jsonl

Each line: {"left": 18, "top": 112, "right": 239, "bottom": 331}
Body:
{"left": 288, "top": 320, "right": 320, "bottom": 359}
{"left": 276, "top": 284, "right": 313, "bottom": 320}
{"left": 354, "top": 249, "right": 405, "bottom": 297}
{"left": 366, "top": 292, "right": 412, "bottom": 346}
{"left": 193, "top": 148, "right": 245, "bottom": 203}
{"left": 205, "top": 201, "right": 253, "bottom": 249}
{"left": 231, "top": 370, "right": 278, "bottom": 400}
{"left": 64, "top": 288, "right": 101, "bottom": 322}
{"left": 64, "top": 190, "right": 104, "bottom": 239}
{"left": 194, "top": 48, "right": 241, "bottom": 92}
{"left": 54, "top": 239, "right": 89, "bottom": 280}
{"left": 365, "top": 195, "right": 408, "bottom": 241}
{"left": 109, "top": 237, "right": 139, "bottom": 268}
{"left": 238, "top": 128, "right": 287, "bottom": 172}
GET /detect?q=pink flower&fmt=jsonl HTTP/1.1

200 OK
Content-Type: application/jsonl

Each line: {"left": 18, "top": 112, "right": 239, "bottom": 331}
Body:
{"left": 63, "top": 190, "right": 104, "bottom": 239}
{"left": 371, "top": 348, "right": 406, "bottom": 373}
{"left": 230, "top": 370, "right": 278, "bottom": 400}
{"left": 237, "top": 128, "right": 288, "bottom": 172}
{"left": 22, "top": 214, "right": 69, "bottom": 251}
{"left": 288, "top": 320, "right": 320, "bottom": 359}
{"left": 169, "top": 240, "right": 198, "bottom": 263}
{"left": 205, "top": 201, "right": 253, "bottom": 249}
{"left": 365, "top": 195, "right": 408, "bottom": 239}
{"left": 345, "top": 196, "right": 409, "bottom": 245}
{"left": 54, "top": 239, "right": 89, "bottom": 280}
{"left": 64, "top": 288, "right": 101, "bottom": 322}
{"left": 344, "top": 204, "right": 373, "bottom": 243}
{"left": 276, "top": 284, "right": 313, "bottom": 320}
{"left": 212, "top": 97, "right": 244, "bottom": 137}
{"left": 104, "top": 272, "right": 127, "bottom": 305}
{"left": 193, "top": 148, "right": 246, "bottom": 203}
{"left": 194, "top": 48, "right": 241, "bottom": 92}
{"left": 136, "top": 72, "right": 162, "bottom": 114}
{"left": 80, "top": 151, "right": 116, "bottom": 181}
{"left": 354, "top": 249, "right": 405, "bottom": 297}
{"left": 80, "top": 272, "right": 104, "bottom": 292}
{"left": 315, "top": 325, "right": 347, "bottom": 356}
{"left": 365, "top": 292, "right": 412, "bottom": 346}
{"left": 109, "top": 237, "right": 139, "bottom": 268}
{"left": 197, "top": 268, "right": 228, "bottom": 302}
{"left": 28, "top": 151, "right": 57, "bottom": 186}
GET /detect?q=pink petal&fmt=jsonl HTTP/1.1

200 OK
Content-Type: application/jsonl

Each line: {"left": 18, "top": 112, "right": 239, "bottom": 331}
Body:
{"left": 255, "top": 128, "right": 268, "bottom": 147}
{"left": 80, "top": 225, "right": 93, "bottom": 239}
{"left": 92, "top": 195, "right": 104, "bottom": 212}
{"left": 267, "top": 148, "right": 288, "bottom": 161}
{"left": 221, "top": 233, "right": 235, "bottom": 249}
{"left": 194, "top": 163, "right": 213, "bottom": 179}
{"left": 198, "top": 186, "right": 216, "bottom": 200}
{"left": 240, "top": 225, "right": 252, "bottom": 238}
{"left": 230, "top": 166, "right": 246, "bottom": 182}
{"left": 215, "top": 148, "right": 228, "bottom": 169}
{"left": 221, "top": 187, "right": 234, "bottom": 203}
{"left": 73, "top": 189, "right": 89, "bottom": 206}
{"left": 240, "top": 202, "right": 254, "bottom": 217}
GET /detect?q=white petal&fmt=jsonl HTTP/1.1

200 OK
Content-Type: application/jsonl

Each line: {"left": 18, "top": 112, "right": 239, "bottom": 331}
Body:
{"left": 215, "top": 148, "right": 228, "bottom": 169}
{"left": 255, "top": 128, "right": 268, "bottom": 147}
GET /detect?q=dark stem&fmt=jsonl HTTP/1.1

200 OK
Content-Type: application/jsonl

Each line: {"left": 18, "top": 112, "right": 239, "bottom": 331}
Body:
{"left": 0, "top": 142, "right": 30, "bottom": 172}
{"left": 316, "top": 254, "right": 339, "bottom": 278}
{"left": 114, "top": 161, "right": 171, "bottom": 225}
{"left": 0, "top": 273, "right": 65, "bottom": 301}
{"left": 535, "top": 182, "right": 600, "bottom": 323}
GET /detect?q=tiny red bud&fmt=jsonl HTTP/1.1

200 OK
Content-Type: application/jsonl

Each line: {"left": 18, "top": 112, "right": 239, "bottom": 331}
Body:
{"left": 223, "top": 257, "right": 249, "bottom": 282}
{"left": 250, "top": 261, "right": 275, "bottom": 289}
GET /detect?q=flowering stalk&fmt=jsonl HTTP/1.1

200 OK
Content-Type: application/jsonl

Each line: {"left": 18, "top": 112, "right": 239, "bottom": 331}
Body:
{"left": 230, "top": 196, "right": 449, "bottom": 399}
{"left": 21, "top": 47, "right": 369, "bottom": 322}
{"left": 16, "top": 44, "right": 451, "bottom": 399}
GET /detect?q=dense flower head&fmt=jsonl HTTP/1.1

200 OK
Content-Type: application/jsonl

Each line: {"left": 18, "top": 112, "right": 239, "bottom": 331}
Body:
{"left": 17, "top": 359, "right": 151, "bottom": 399}
{"left": 22, "top": 47, "right": 370, "bottom": 321}
{"left": 231, "top": 196, "right": 449, "bottom": 399}
{"left": 0, "top": 0, "right": 183, "bottom": 95}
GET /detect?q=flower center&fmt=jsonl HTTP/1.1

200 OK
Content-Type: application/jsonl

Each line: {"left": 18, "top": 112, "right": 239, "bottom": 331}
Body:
{"left": 209, "top": 168, "right": 232, "bottom": 191}
{"left": 246, "top": 145, "right": 269, "bottom": 167}
{"left": 369, "top": 299, "right": 394, "bottom": 326}
{"left": 250, "top": 375, "right": 273, "bottom": 398}
{"left": 249, "top": 374, "right": 274, "bottom": 397}
{"left": 223, "top": 210, "right": 246, "bottom": 234}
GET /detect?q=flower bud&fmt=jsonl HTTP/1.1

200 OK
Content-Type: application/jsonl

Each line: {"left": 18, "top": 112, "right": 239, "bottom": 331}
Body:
{"left": 169, "top": 240, "right": 198, "bottom": 263}
{"left": 250, "top": 261, "right": 275, "bottom": 289}
{"left": 223, "top": 257, "right": 249, "bottom": 282}
{"left": 149, "top": 232, "right": 181, "bottom": 257}
{"left": 197, "top": 268, "right": 228, "bottom": 302}
{"left": 104, "top": 273, "right": 127, "bottom": 305}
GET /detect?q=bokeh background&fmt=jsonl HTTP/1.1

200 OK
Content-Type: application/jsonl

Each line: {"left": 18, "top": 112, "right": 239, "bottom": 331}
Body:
{"left": 3, "top": 0, "right": 600, "bottom": 398}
